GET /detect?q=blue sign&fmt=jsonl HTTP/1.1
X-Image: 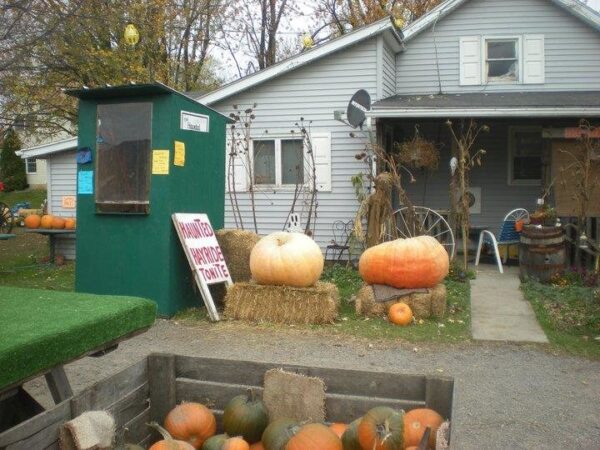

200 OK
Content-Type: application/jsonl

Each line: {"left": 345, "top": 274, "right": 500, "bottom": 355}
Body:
{"left": 78, "top": 171, "right": 93, "bottom": 194}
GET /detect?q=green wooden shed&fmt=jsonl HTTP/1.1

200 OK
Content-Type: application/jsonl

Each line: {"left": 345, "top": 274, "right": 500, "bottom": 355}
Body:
{"left": 67, "top": 83, "right": 231, "bottom": 316}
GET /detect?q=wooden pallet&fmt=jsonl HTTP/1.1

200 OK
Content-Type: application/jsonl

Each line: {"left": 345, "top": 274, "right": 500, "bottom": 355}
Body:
{"left": 0, "top": 354, "right": 455, "bottom": 449}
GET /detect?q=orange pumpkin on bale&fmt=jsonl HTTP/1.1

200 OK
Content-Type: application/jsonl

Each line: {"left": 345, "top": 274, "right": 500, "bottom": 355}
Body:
{"left": 40, "top": 214, "right": 54, "bottom": 229}
{"left": 403, "top": 408, "right": 444, "bottom": 449}
{"left": 164, "top": 402, "right": 216, "bottom": 449}
{"left": 358, "top": 236, "right": 449, "bottom": 289}
{"left": 24, "top": 214, "right": 41, "bottom": 229}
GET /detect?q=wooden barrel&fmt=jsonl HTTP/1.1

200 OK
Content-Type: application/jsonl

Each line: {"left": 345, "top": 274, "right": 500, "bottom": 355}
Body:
{"left": 519, "top": 225, "right": 566, "bottom": 282}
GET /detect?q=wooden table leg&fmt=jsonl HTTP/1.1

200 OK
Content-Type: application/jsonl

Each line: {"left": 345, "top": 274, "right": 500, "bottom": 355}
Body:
{"left": 44, "top": 366, "right": 73, "bottom": 404}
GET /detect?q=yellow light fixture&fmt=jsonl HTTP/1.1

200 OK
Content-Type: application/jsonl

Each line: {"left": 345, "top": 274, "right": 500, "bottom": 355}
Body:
{"left": 124, "top": 23, "right": 140, "bottom": 46}
{"left": 302, "top": 34, "right": 314, "bottom": 49}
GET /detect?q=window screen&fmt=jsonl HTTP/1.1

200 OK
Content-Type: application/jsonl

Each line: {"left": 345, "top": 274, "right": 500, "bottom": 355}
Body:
{"left": 281, "top": 139, "right": 304, "bottom": 185}
{"left": 486, "top": 39, "right": 518, "bottom": 82}
{"left": 26, "top": 158, "right": 37, "bottom": 174}
{"left": 512, "top": 129, "right": 542, "bottom": 181}
{"left": 96, "top": 103, "right": 152, "bottom": 213}
{"left": 253, "top": 140, "right": 275, "bottom": 185}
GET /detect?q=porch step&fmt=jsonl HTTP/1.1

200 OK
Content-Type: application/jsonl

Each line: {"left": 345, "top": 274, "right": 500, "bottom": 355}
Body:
{"left": 470, "top": 265, "right": 548, "bottom": 343}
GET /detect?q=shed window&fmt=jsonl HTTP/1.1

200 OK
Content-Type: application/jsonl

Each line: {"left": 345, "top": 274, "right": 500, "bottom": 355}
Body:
{"left": 26, "top": 158, "right": 37, "bottom": 174}
{"left": 252, "top": 138, "right": 304, "bottom": 187}
{"left": 509, "top": 127, "right": 543, "bottom": 184}
{"left": 486, "top": 39, "right": 519, "bottom": 82}
{"left": 96, "top": 102, "right": 152, "bottom": 213}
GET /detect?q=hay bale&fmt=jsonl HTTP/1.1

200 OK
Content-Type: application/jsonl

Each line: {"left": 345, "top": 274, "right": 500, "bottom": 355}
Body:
{"left": 216, "top": 229, "right": 261, "bottom": 282}
{"left": 224, "top": 281, "right": 339, "bottom": 324}
{"left": 263, "top": 369, "right": 326, "bottom": 423}
{"left": 356, "top": 283, "right": 446, "bottom": 319}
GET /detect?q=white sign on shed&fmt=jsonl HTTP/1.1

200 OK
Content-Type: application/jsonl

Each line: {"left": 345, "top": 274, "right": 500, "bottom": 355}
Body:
{"left": 172, "top": 213, "right": 232, "bottom": 321}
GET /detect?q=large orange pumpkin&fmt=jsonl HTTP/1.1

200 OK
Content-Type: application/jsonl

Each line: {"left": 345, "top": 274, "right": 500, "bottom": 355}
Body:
{"left": 285, "top": 423, "right": 342, "bottom": 450}
{"left": 51, "top": 216, "right": 66, "bottom": 229}
{"left": 40, "top": 214, "right": 54, "bottom": 229}
{"left": 357, "top": 406, "right": 404, "bottom": 450}
{"left": 358, "top": 236, "right": 449, "bottom": 289}
{"left": 249, "top": 232, "right": 324, "bottom": 287}
{"left": 403, "top": 408, "right": 444, "bottom": 449}
{"left": 388, "top": 302, "right": 413, "bottom": 326}
{"left": 164, "top": 402, "right": 217, "bottom": 449}
{"left": 24, "top": 214, "right": 41, "bottom": 229}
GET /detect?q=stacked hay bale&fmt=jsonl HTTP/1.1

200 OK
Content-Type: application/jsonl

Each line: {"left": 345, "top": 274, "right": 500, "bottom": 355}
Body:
{"left": 357, "top": 235, "right": 450, "bottom": 322}
{"left": 225, "top": 232, "right": 339, "bottom": 324}
{"left": 215, "top": 229, "right": 261, "bottom": 282}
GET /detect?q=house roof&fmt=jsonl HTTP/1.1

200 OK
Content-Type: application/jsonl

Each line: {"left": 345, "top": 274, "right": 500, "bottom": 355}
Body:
{"left": 402, "top": 0, "right": 600, "bottom": 42}
{"left": 198, "top": 17, "right": 404, "bottom": 105}
{"left": 17, "top": 137, "right": 78, "bottom": 159}
{"left": 369, "top": 91, "right": 600, "bottom": 118}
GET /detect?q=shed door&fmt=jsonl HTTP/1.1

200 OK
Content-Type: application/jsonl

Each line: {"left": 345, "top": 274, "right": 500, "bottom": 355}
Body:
{"left": 552, "top": 140, "right": 600, "bottom": 217}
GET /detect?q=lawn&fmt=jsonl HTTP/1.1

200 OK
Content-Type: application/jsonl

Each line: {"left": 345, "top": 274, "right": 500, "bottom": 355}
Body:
{"left": 0, "top": 189, "right": 74, "bottom": 291}
{"left": 177, "top": 264, "right": 472, "bottom": 343}
{"left": 522, "top": 281, "right": 600, "bottom": 359}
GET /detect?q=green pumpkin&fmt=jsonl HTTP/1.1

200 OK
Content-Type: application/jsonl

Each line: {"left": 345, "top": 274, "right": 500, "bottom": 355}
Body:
{"left": 357, "top": 407, "right": 404, "bottom": 450}
{"left": 202, "top": 433, "right": 228, "bottom": 450}
{"left": 341, "top": 418, "right": 362, "bottom": 450}
{"left": 261, "top": 418, "right": 298, "bottom": 450}
{"left": 223, "top": 390, "right": 269, "bottom": 444}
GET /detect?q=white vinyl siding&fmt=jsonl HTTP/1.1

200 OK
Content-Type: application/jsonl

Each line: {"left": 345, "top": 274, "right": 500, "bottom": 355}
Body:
{"left": 47, "top": 150, "right": 77, "bottom": 260}
{"left": 380, "top": 36, "right": 397, "bottom": 98}
{"left": 212, "top": 38, "right": 378, "bottom": 250}
{"left": 397, "top": 0, "right": 600, "bottom": 93}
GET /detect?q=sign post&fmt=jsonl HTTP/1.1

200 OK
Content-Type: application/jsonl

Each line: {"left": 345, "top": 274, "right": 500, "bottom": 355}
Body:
{"left": 172, "top": 213, "right": 232, "bottom": 321}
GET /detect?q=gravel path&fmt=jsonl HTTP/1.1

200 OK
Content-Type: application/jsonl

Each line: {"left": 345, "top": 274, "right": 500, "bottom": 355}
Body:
{"left": 26, "top": 320, "right": 600, "bottom": 449}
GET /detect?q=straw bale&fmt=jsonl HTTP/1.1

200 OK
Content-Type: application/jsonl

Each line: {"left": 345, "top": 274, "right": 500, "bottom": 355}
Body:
{"left": 356, "top": 283, "right": 446, "bottom": 319}
{"left": 216, "top": 229, "right": 261, "bottom": 282}
{"left": 263, "top": 369, "right": 326, "bottom": 423}
{"left": 224, "top": 281, "right": 339, "bottom": 324}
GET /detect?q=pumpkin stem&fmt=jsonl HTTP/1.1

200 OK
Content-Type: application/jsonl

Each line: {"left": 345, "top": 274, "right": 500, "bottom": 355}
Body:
{"left": 247, "top": 388, "right": 256, "bottom": 403}
{"left": 147, "top": 422, "right": 173, "bottom": 441}
{"left": 377, "top": 419, "right": 393, "bottom": 445}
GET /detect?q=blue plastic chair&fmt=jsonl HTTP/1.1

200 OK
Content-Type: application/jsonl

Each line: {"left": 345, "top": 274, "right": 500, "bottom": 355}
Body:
{"left": 475, "top": 208, "right": 529, "bottom": 273}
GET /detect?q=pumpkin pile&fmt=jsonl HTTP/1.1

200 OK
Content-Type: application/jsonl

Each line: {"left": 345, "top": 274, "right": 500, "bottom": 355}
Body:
{"left": 24, "top": 213, "right": 76, "bottom": 230}
{"left": 148, "top": 395, "right": 446, "bottom": 450}
{"left": 357, "top": 236, "right": 449, "bottom": 326}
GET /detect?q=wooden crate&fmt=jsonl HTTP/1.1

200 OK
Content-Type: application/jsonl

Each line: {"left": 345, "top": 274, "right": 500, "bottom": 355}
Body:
{"left": 0, "top": 353, "right": 455, "bottom": 449}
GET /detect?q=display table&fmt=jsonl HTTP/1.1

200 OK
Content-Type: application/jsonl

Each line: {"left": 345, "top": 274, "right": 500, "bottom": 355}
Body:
{"left": 0, "top": 286, "right": 156, "bottom": 432}
{"left": 23, "top": 229, "right": 75, "bottom": 261}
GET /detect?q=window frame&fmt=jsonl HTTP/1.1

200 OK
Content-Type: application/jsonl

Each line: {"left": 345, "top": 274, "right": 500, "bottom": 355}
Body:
{"left": 507, "top": 125, "right": 543, "bottom": 186}
{"left": 25, "top": 157, "right": 37, "bottom": 174}
{"left": 482, "top": 35, "right": 522, "bottom": 85}
{"left": 251, "top": 136, "right": 306, "bottom": 189}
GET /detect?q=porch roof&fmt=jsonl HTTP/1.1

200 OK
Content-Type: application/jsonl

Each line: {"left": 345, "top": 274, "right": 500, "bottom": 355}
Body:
{"left": 369, "top": 91, "right": 600, "bottom": 118}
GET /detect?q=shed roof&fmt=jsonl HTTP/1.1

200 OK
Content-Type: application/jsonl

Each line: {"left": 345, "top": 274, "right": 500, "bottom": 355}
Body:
{"left": 17, "top": 137, "right": 78, "bottom": 159}
{"left": 369, "top": 91, "right": 600, "bottom": 118}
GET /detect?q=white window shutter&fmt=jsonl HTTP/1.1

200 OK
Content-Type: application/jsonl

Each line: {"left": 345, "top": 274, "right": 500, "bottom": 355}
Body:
{"left": 310, "top": 132, "right": 331, "bottom": 192}
{"left": 459, "top": 36, "right": 481, "bottom": 86}
{"left": 523, "top": 35, "right": 545, "bottom": 84}
{"left": 225, "top": 138, "right": 248, "bottom": 192}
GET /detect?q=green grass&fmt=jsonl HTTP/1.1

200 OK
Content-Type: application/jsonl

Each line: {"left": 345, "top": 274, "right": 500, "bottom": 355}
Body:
{"left": 522, "top": 281, "right": 600, "bottom": 359}
{"left": 0, "top": 188, "right": 75, "bottom": 291}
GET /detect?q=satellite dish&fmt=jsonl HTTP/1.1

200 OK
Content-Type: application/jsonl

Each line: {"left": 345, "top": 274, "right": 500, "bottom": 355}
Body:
{"left": 346, "top": 89, "right": 371, "bottom": 129}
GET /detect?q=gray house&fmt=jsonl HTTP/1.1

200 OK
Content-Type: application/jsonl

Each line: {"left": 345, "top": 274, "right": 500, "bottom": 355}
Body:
{"left": 199, "top": 0, "right": 600, "bottom": 251}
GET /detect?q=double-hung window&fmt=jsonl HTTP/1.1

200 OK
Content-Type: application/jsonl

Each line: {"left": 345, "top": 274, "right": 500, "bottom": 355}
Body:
{"left": 26, "top": 158, "right": 37, "bottom": 174}
{"left": 508, "top": 126, "right": 543, "bottom": 185}
{"left": 485, "top": 38, "right": 519, "bottom": 83}
{"left": 253, "top": 138, "right": 305, "bottom": 187}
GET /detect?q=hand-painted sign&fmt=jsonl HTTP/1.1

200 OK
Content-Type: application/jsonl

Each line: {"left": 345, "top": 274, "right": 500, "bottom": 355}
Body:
{"left": 180, "top": 111, "right": 209, "bottom": 133}
{"left": 61, "top": 196, "right": 76, "bottom": 209}
{"left": 172, "top": 213, "right": 232, "bottom": 321}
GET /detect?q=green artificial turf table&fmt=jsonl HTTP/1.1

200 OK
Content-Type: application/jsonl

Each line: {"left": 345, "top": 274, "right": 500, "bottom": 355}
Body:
{"left": 0, "top": 286, "right": 157, "bottom": 392}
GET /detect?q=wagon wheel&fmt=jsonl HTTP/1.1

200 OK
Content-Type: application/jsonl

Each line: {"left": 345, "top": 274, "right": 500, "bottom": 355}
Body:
{"left": 504, "top": 208, "right": 529, "bottom": 222}
{"left": 0, "top": 202, "right": 13, "bottom": 234}
{"left": 385, "top": 206, "right": 456, "bottom": 259}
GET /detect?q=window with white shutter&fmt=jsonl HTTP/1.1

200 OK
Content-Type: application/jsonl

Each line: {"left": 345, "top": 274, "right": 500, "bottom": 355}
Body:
{"left": 459, "top": 36, "right": 481, "bottom": 86}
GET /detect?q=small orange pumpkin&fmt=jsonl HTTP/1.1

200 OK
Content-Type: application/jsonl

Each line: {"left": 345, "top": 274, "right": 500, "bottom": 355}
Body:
{"left": 359, "top": 235, "right": 449, "bottom": 289}
{"left": 285, "top": 423, "right": 342, "bottom": 450}
{"left": 388, "top": 302, "right": 413, "bottom": 326}
{"left": 222, "top": 437, "right": 249, "bottom": 450}
{"left": 24, "top": 214, "right": 41, "bottom": 229}
{"left": 148, "top": 422, "right": 196, "bottom": 450}
{"left": 51, "top": 216, "right": 65, "bottom": 229}
{"left": 164, "top": 402, "right": 216, "bottom": 449}
{"left": 328, "top": 423, "right": 347, "bottom": 439}
{"left": 40, "top": 214, "right": 54, "bottom": 229}
{"left": 403, "top": 408, "right": 444, "bottom": 449}
{"left": 64, "top": 218, "right": 76, "bottom": 230}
